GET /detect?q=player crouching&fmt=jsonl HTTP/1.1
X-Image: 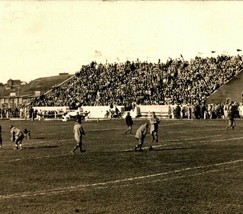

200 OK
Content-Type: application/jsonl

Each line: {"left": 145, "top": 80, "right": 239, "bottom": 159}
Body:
{"left": 23, "top": 129, "right": 31, "bottom": 139}
{"left": 9, "top": 125, "right": 25, "bottom": 150}
{"left": 135, "top": 122, "right": 149, "bottom": 152}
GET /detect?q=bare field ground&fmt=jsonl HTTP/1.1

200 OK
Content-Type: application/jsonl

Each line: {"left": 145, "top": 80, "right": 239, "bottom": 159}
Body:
{"left": 0, "top": 118, "right": 242, "bottom": 214}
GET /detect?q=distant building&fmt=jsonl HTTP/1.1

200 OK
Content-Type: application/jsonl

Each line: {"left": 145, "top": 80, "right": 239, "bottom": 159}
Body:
{"left": 0, "top": 74, "right": 73, "bottom": 108}
{"left": 10, "top": 92, "right": 16, "bottom": 97}
{"left": 35, "top": 91, "right": 41, "bottom": 96}
{"left": 0, "top": 95, "right": 35, "bottom": 108}
{"left": 7, "top": 79, "right": 21, "bottom": 87}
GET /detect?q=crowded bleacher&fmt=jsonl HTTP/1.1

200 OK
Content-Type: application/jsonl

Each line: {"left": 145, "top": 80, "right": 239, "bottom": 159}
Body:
{"left": 1, "top": 54, "right": 243, "bottom": 120}
{"left": 31, "top": 55, "right": 243, "bottom": 107}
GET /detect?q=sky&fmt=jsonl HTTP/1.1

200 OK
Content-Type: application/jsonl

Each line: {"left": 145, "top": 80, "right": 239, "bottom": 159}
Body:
{"left": 1, "top": 1, "right": 243, "bottom": 83}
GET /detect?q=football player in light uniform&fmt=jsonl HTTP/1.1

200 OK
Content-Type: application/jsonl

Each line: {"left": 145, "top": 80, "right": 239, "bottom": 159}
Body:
{"left": 9, "top": 125, "right": 25, "bottom": 150}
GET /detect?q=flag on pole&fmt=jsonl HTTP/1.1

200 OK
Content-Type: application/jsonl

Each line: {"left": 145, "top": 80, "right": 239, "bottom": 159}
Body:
{"left": 211, "top": 51, "right": 216, "bottom": 53}
{"left": 94, "top": 50, "right": 102, "bottom": 57}
{"left": 237, "top": 49, "right": 242, "bottom": 52}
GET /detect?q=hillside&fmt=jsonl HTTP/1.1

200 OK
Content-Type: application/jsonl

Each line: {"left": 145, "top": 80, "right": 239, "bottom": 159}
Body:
{"left": 0, "top": 74, "right": 73, "bottom": 97}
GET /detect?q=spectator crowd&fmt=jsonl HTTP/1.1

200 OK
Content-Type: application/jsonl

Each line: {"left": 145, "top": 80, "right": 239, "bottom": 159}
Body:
{"left": 30, "top": 54, "right": 243, "bottom": 110}
{"left": 2, "top": 54, "right": 243, "bottom": 120}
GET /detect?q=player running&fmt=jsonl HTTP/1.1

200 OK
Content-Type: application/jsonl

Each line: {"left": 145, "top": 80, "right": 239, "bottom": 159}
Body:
{"left": 9, "top": 125, "right": 24, "bottom": 150}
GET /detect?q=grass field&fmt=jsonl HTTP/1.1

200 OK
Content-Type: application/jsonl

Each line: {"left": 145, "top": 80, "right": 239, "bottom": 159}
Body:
{"left": 0, "top": 118, "right": 242, "bottom": 214}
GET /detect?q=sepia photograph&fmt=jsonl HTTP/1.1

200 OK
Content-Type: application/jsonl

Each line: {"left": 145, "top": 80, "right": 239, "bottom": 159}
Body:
{"left": 0, "top": 1, "right": 243, "bottom": 213}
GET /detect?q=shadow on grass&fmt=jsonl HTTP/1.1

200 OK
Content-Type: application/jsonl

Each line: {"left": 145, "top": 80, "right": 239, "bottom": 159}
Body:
{"left": 31, "top": 137, "right": 45, "bottom": 140}
{"left": 122, "top": 147, "right": 195, "bottom": 153}
{"left": 152, "top": 147, "right": 195, "bottom": 151}
{"left": 24, "top": 145, "right": 59, "bottom": 149}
